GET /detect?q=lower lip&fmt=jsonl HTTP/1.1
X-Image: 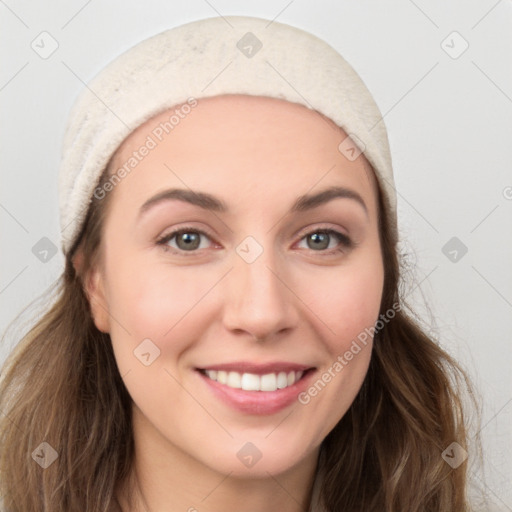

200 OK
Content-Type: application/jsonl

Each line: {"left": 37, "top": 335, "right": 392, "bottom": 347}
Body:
{"left": 196, "top": 369, "right": 315, "bottom": 415}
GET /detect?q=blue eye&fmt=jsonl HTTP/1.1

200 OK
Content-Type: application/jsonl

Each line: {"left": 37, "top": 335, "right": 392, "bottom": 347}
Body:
{"left": 156, "top": 228, "right": 212, "bottom": 253}
{"left": 156, "top": 227, "right": 353, "bottom": 256}
{"left": 297, "top": 229, "right": 353, "bottom": 253}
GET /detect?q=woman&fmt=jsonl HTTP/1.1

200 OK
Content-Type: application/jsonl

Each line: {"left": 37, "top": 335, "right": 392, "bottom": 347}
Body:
{"left": 0, "top": 15, "right": 478, "bottom": 511}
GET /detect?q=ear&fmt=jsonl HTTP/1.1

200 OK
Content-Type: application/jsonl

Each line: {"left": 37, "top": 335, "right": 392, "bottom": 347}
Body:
{"left": 73, "top": 248, "right": 111, "bottom": 333}
{"left": 85, "top": 266, "right": 111, "bottom": 333}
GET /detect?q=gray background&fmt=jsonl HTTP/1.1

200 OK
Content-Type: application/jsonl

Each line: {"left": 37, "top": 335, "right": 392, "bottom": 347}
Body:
{"left": 1, "top": 0, "right": 511, "bottom": 509}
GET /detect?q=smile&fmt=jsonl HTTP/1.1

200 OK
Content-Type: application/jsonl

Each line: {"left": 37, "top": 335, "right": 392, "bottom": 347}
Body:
{"left": 201, "top": 369, "right": 304, "bottom": 392}
{"left": 196, "top": 362, "right": 316, "bottom": 415}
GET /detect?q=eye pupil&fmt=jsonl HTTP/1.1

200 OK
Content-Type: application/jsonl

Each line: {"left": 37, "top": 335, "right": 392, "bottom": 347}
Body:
{"left": 161, "top": 228, "right": 347, "bottom": 255}
{"left": 177, "top": 232, "right": 200, "bottom": 250}
{"left": 308, "top": 232, "right": 329, "bottom": 250}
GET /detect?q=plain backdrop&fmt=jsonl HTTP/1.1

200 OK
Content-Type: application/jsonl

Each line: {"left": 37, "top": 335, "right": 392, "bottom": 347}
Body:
{"left": 1, "top": 0, "right": 511, "bottom": 509}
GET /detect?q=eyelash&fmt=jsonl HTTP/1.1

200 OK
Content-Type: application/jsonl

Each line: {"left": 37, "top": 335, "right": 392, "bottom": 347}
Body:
{"left": 155, "top": 225, "right": 354, "bottom": 257}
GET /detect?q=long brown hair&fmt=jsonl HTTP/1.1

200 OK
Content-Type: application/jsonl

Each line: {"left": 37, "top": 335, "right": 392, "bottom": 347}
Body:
{"left": 0, "top": 160, "right": 481, "bottom": 511}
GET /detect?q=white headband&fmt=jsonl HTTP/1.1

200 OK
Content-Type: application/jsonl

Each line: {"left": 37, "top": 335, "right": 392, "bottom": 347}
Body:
{"left": 58, "top": 15, "right": 396, "bottom": 255}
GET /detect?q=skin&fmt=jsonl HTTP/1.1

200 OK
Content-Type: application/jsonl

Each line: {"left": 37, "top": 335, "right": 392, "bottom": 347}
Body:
{"left": 77, "top": 94, "right": 384, "bottom": 511}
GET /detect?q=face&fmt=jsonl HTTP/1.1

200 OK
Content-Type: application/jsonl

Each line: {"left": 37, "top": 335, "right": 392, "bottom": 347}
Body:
{"left": 84, "top": 94, "right": 384, "bottom": 478}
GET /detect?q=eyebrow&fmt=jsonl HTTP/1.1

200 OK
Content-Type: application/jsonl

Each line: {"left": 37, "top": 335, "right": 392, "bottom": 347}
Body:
{"left": 138, "top": 185, "right": 368, "bottom": 219}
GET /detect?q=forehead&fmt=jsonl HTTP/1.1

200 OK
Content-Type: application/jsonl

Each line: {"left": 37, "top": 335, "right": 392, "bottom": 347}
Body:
{"left": 108, "top": 94, "right": 379, "bottom": 216}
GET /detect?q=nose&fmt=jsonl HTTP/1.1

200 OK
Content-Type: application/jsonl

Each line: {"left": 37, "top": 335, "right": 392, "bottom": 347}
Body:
{"left": 221, "top": 246, "right": 299, "bottom": 342}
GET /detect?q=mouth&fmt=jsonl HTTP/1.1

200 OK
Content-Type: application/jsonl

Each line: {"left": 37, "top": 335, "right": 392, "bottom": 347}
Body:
{"left": 197, "top": 368, "right": 310, "bottom": 392}
{"left": 195, "top": 362, "right": 316, "bottom": 415}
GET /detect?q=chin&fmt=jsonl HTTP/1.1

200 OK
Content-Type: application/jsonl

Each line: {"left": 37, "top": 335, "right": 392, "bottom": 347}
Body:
{"left": 195, "top": 436, "right": 318, "bottom": 479}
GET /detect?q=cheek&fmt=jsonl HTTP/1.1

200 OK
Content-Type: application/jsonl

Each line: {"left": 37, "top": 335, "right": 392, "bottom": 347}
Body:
{"left": 295, "top": 253, "right": 383, "bottom": 429}
{"left": 103, "top": 247, "right": 219, "bottom": 361}
{"left": 304, "top": 254, "right": 384, "bottom": 355}
{"left": 102, "top": 254, "right": 212, "bottom": 422}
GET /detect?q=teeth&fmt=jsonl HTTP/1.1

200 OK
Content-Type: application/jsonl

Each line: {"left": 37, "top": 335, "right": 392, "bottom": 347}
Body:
{"left": 203, "top": 369, "right": 305, "bottom": 391}
{"left": 276, "top": 371, "right": 288, "bottom": 389}
{"left": 241, "top": 373, "right": 260, "bottom": 391}
{"left": 227, "top": 371, "right": 242, "bottom": 389}
{"left": 260, "top": 373, "right": 276, "bottom": 391}
{"left": 205, "top": 370, "right": 217, "bottom": 380}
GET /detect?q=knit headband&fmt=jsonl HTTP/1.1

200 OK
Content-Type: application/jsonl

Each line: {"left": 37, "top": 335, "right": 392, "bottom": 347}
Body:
{"left": 58, "top": 15, "right": 397, "bottom": 256}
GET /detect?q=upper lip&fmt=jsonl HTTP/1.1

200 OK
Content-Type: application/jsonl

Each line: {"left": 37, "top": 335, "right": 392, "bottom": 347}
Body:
{"left": 197, "top": 361, "right": 314, "bottom": 375}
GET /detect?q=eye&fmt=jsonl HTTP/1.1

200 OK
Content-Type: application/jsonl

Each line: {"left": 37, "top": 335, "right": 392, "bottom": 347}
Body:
{"left": 156, "top": 226, "right": 354, "bottom": 256}
{"left": 296, "top": 228, "right": 353, "bottom": 254}
{"left": 156, "top": 227, "right": 214, "bottom": 254}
